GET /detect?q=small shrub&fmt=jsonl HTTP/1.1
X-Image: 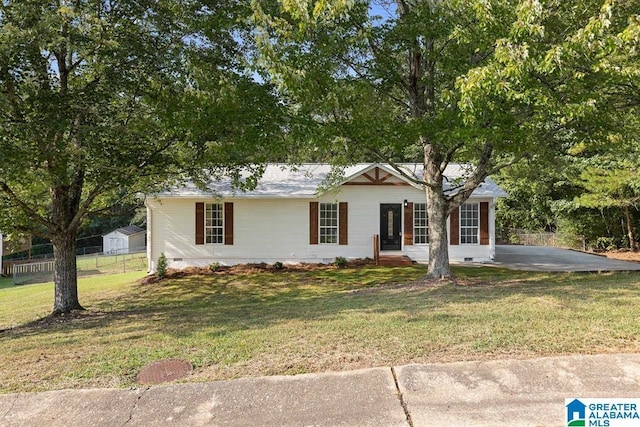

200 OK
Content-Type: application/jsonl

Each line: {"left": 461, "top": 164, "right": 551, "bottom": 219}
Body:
{"left": 594, "top": 237, "right": 616, "bottom": 252}
{"left": 508, "top": 234, "right": 523, "bottom": 245}
{"left": 209, "top": 262, "right": 221, "bottom": 272}
{"left": 272, "top": 261, "right": 284, "bottom": 270}
{"left": 334, "top": 256, "right": 348, "bottom": 268}
{"left": 157, "top": 253, "right": 168, "bottom": 279}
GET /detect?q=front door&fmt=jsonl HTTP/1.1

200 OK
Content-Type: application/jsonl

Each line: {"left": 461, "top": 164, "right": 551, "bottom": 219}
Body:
{"left": 380, "top": 204, "right": 402, "bottom": 250}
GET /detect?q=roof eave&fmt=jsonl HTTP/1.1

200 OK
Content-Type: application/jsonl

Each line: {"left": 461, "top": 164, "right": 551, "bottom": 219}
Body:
{"left": 334, "top": 163, "right": 423, "bottom": 190}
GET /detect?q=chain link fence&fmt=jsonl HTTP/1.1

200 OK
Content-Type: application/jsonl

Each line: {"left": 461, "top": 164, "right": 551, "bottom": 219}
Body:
{"left": 497, "top": 228, "right": 586, "bottom": 250}
{"left": 11, "top": 251, "right": 147, "bottom": 285}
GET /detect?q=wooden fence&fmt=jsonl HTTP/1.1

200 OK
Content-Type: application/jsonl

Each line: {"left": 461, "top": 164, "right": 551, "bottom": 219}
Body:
{"left": 12, "top": 260, "right": 55, "bottom": 285}
{"left": 2, "top": 260, "right": 24, "bottom": 277}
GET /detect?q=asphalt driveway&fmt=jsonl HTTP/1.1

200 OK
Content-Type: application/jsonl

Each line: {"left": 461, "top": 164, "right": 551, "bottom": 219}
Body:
{"left": 493, "top": 245, "right": 640, "bottom": 272}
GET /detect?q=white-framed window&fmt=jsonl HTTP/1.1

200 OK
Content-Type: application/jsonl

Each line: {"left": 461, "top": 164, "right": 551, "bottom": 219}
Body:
{"left": 319, "top": 203, "right": 338, "bottom": 244}
{"left": 460, "top": 202, "right": 479, "bottom": 244}
{"left": 414, "top": 203, "right": 428, "bottom": 244}
{"left": 205, "top": 203, "right": 224, "bottom": 244}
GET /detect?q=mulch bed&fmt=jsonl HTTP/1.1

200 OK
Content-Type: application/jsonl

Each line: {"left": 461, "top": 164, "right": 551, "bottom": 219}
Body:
{"left": 138, "top": 258, "right": 378, "bottom": 284}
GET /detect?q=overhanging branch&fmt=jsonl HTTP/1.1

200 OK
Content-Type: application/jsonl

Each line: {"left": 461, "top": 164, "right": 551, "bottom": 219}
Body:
{"left": 0, "top": 181, "right": 55, "bottom": 231}
{"left": 440, "top": 141, "right": 464, "bottom": 174}
{"left": 367, "top": 147, "right": 434, "bottom": 188}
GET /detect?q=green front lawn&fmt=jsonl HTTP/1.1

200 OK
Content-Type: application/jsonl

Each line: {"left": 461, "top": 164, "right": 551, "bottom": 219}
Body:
{"left": 1, "top": 265, "right": 639, "bottom": 393}
{"left": 0, "top": 276, "right": 12, "bottom": 290}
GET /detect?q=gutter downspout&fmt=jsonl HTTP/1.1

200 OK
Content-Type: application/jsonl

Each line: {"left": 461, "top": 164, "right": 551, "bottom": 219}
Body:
{"left": 489, "top": 199, "right": 496, "bottom": 260}
{"left": 143, "top": 198, "right": 153, "bottom": 274}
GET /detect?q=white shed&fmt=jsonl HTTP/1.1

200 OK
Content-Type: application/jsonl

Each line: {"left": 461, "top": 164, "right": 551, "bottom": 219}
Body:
{"left": 103, "top": 226, "right": 146, "bottom": 254}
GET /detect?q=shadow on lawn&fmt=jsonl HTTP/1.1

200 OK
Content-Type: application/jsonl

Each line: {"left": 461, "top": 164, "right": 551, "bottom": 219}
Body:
{"left": 3, "top": 266, "right": 639, "bottom": 340}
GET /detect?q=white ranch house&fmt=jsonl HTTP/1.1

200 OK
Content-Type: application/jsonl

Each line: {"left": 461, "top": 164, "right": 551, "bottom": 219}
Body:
{"left": 145, "top": 163, "right": 507, "bottom": 272}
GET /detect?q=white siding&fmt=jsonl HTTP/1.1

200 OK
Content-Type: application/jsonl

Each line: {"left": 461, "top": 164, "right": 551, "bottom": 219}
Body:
{"left": 320, "top": 185, "right": 421, "bottom": 259}
{"left": 147, "top": 185, "right": 498, "bottom": 271}
{"left": 147, "top": 205, "right": 153, "bottom": 272}
{"left": 128, "top": 233, "right": 146, "bottom": 252}
{"left": 149, "top": 197, "right": 318, "bottom": 268}
{"left": 446, "top": 199, "right": 497, "bottom": 263}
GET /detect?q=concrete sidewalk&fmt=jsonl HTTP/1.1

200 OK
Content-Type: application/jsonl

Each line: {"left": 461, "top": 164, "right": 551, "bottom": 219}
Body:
{"left": 2, "top": 354, "right": 640, "bottom": 426}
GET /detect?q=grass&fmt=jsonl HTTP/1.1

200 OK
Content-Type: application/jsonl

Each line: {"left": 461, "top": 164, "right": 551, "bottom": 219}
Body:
{"left": 0, "top": 276, "right": 12, "bottom": 290}
{"left": 0, "top": 271, "right": 146, "bottom": 327}
{"left": 1, "top": 265, "right": 639, "bottom": 394}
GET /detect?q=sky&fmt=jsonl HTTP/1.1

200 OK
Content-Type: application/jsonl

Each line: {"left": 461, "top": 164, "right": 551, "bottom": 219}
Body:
{"left": 368, "top": 0, "right": 396, "bottom": 22}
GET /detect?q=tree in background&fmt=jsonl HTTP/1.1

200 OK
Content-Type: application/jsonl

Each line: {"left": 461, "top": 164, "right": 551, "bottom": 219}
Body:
{"left": 494, "top": 157, "right": 578, "bottom": 234}
{"left": 252, "top": 0, "right": 640, "bottom": 277}
{"left": 495, "top": 152, "right": 640, "bottom": 252}
{"left": 0, "top": 0, "right": 285, "bottom": 313}
{"left": 491, "top": 0, "right": 640, "bottom": 249}
{"left": 575, "top": 160, "right": 640, "bottom": 251}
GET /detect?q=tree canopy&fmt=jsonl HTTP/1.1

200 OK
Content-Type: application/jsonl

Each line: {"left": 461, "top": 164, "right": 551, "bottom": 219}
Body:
{"left": 0, "top": 0, "right": 285, "bottom": 313}
{"left": 490, "top": 1, "right": 640, "bottom": 251}
{"left": 251, "top": 0, "right": 640, "bottom": 277}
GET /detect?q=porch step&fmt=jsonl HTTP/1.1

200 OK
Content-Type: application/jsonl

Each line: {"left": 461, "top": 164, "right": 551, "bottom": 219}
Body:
{"left": 377, "top": 255, "right": 414, "bottom": 267}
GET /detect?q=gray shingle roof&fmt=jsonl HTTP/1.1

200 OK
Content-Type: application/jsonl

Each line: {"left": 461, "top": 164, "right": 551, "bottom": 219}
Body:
{"left": 154, "top": 163, "right": 507, "bottom": 198}
{"left": 112, "top": 225, "right": 145, "bottom": 236}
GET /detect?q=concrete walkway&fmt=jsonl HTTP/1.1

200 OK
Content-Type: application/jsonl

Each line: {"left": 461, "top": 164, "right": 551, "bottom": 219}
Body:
{"left": 493, "top": 245, "right": 640, "bottom": 272}
{"left": 2, "top": 354, "right": 640, "bottom": 426}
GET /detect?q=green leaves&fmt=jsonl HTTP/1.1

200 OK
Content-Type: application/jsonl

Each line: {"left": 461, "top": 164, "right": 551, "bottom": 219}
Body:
{"left": 576, "top": 162, "right": 640, "bottom": 210}
{"left": 0, "top": 0, "right": 288, "bottom": 238}
{"left": 1, "top": 0, "right": 290, "bottom": 310}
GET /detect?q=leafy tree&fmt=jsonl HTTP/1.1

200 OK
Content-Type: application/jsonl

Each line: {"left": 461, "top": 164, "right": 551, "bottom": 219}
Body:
{"left": 575, "top": 160, "right": 640, "bottom": 251}
{"left": 495, "top": 159, "right": 570, "bottom": 234}
{"left": 0, "top": 0, "right": 284, "bottom": 313}
{"left": 495, "top": 146, "right": 640, "bottom": 251}
{"left": 252, "top": 0, "right": 640, "bottom": 278}
{"left": 471, "top": 0, "right": 640, "bottom": 248}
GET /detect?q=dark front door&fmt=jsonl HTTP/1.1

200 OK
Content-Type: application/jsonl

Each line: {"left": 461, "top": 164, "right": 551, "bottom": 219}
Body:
{"left": 380, "top": 204, "right": 402, "bottom": 250}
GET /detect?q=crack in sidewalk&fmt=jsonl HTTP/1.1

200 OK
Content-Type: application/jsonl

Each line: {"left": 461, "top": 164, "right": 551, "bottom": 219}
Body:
{"left": 1, "top": 395, "right": 19, "bottom": 422}
{"left": 122, "top": 387, "right": 149, "bottom": 426}
{"left": 391, "top": 367, "right": 414, "bottom": 427}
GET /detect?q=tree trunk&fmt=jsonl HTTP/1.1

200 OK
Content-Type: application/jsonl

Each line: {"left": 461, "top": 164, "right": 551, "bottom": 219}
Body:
{"left": 426, "top": 185, "right": 452, "bottom": 278}
{"left": 50, "top": 184, "right": 84, "bottom": 314}
{"left": 52, "top": 232, "right": 83, "bottom": 314}
{"left": 401, "top": 1, "right": 453, "bottom": 278}
{"left": 423, "top": 156, "right": 452, "bottom": 279}
{"left": 623, "top": 205, "right": 637, "bottom": 252}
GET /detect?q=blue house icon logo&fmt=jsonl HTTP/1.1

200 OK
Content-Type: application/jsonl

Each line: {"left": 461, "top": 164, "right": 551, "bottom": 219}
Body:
{"left": 566, "top": 399, "right": 586, "bottom": 427}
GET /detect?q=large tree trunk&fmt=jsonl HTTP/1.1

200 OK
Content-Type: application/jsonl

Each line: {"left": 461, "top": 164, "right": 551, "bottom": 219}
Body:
{"left": 423, "top": 152, "right": 452, "bottom": 279}
{"left": 51, "top": 184, "right": 84, "bottom": 314}
{"left": 52, "top": 232, "right": 83, "bottom": 314}
{"left": 426, "top": 185, "right": 452, "bottom": 278}
{"left": 400, "top": 1, "right": 455, "bottom": 278}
